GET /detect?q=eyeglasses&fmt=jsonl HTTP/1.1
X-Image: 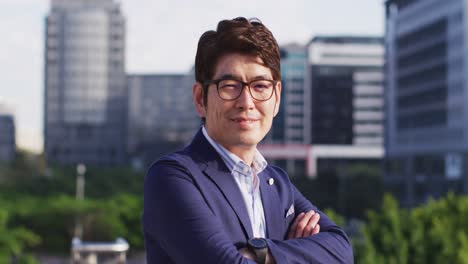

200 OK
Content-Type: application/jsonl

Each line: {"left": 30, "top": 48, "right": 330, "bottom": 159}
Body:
{"left": 204, "top": 78, "right": 277, "bottom": 101}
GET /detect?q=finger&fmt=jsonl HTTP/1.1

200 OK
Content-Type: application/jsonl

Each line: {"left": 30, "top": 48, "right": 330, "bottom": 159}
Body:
{"left": 302, "top": 222, "right": 314, "bottom": 237}
{"left": 295, "top": 210, "right": 315, "bottom": 238}
{"left": 288, "top": 212, "right": 309, "bottom": 239}
{"left": 304, "top": 213, "right": 320, "bottom": 236}
{"left": 312, "top": 224, "right": 320, "bottom": 235}
{"left": 303, "top": 213, "right": 320, "bottom": 237}
{"left": 309, "top": 212, "right": 320, "bottom": 227}
{"left": 287, "top": 212, "right": 305, "bottom": 239}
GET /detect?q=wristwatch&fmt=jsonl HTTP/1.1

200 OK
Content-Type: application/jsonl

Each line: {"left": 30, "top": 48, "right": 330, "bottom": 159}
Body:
{"left": 247, "top": 238, "right": 268, "bottom": 264}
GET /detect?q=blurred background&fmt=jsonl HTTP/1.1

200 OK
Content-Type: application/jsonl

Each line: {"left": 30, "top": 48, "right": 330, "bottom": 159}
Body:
{"left": 1, "top": 0, "right": 468, "bottom": 263}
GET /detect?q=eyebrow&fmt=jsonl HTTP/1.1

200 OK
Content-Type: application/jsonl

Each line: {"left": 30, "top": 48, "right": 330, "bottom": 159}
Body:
{"left": 215, "top": 74, "right": 272, "bottom": 81}
{"left": 217, "top": 74, "right": 241, "bottom": 80}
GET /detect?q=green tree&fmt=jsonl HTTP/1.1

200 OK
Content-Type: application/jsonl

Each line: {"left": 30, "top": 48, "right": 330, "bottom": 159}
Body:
{"left": 323, "top": 208, "right": 345, "bottom": 227}
{"left": 357, "top": 193, "right": 468, "bottom": 264}
{"left": 408, "top": 193, "right": 468, "bottom": 264}
{"left": 359, "top": 194, "right": 410, "bottom": 264}
{"left": 0, "top": 208, "right": 40, "bottom": 263}
{"left": 4, "top": 194, "right": 144, "bottom": 253}
{"left": 105, "top": 194, "right": 143, "bottom": 248}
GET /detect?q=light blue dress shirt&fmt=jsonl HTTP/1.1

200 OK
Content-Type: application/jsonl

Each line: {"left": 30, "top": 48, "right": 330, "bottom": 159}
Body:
{"left": 202, "top": 126, "right": 267, "bottom": 238}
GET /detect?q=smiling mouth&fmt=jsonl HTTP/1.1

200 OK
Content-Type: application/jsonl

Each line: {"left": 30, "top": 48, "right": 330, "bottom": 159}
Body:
{"left": 231, "top": 118, "right": 258, "bottom": 123}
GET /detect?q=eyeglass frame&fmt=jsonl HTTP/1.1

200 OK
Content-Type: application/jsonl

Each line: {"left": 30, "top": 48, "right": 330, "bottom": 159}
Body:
{"left": 203, "top": 78, "right": 278, "bottom": 101}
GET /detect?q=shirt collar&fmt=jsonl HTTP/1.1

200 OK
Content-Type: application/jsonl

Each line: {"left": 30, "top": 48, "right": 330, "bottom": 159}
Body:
{"left": 202, "top": 126, "right": 267, "bottom": 174}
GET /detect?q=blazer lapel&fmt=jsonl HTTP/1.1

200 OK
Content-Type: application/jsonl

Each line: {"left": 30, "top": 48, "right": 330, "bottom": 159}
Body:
{"left": 259, "top": 171, "right": 283, "bottom": 240}
{"left": 204, "top": 165, "right": 254, "bottom": 239}
{"left": 189, "top": 129, "right": 254, "bottom": 239}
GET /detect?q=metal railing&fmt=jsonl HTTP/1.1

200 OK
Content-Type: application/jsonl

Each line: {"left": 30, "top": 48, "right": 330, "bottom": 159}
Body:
{"left": 71, "top": 237, "right": 130, "bottom": 264}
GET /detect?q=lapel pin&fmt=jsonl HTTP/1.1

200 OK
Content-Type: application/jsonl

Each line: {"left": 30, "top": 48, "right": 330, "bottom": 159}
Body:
{"left": 268, "top": 178, "right": 274, "bottom": 185}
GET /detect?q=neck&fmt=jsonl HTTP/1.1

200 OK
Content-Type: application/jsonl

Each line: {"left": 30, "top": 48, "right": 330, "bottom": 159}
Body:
{"left": 223, "top": 145, "right": 256, "bottom": 166}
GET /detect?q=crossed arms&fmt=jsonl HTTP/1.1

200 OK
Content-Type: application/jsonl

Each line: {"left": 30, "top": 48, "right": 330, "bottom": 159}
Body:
{"left": 239, "top": 210, "right": 322, "bottom": 263}
{"left": 143, "top": 159, "right": 354, "bottom": 263}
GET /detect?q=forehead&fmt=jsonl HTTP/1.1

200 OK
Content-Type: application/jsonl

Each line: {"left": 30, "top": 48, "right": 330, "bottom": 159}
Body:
{"left": 213, "top": 53, "right": 273, "bottom": 79}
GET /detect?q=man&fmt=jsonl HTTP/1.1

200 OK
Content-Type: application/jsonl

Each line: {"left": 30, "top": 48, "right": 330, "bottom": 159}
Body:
{"left": 143, "top": 17, "right": 353, "bottom": 263}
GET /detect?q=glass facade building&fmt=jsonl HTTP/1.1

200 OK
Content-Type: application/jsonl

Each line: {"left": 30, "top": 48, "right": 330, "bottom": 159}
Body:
{"left": 260, "top": 38, "right": 384, "bottom": 177}
{"left": 307, "top": 36, "right": 385, "bottom": 175}
{"left": 127, "top": 73, "right": 200, "bottom": 166}
{"left": 44, "top": 0, "right": 127, "bottom": 166}
{"left": 309, "top": 36, "right": 384, "bottom": 147}
{"left": 385, "top": 0, "right": 468, "bottom": 206}
{"left": 267, "top": 44, "right": 309, "bottom": 144}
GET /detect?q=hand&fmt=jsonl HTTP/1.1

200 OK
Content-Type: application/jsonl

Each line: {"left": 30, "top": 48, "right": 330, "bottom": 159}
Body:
{"left": 239, "top": 247, "right": 255, "bottom": 260}
{"left": 287, "top": 210, "right": 320, "bottom": 239}
{"left": 239, "top": 247, "right": 276, "bottom": 264}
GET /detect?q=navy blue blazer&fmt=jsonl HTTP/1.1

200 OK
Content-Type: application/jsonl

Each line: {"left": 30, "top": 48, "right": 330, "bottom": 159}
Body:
{"left": 143, "top": 129, "right": 353, "bottom": 263}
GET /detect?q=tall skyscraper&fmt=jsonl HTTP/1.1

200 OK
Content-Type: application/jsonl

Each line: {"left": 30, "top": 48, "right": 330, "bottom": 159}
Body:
{"left": 44, "top": 0, "right": 126, "bottom": 166}
{"left": 385, "top": 0, "right": 468, "bottom": 206}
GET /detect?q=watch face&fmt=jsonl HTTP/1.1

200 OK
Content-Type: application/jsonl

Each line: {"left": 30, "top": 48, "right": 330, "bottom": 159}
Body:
{"left": 249, "top": 238, "right": 267, "bottom": 249}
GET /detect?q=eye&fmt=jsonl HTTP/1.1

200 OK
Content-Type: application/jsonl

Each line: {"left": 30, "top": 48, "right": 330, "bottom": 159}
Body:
{"left": 219, "top": 80, "right": 241, "bottom": 90}
{"left": 251, "top": 80, "right": 273, "bottom": 90}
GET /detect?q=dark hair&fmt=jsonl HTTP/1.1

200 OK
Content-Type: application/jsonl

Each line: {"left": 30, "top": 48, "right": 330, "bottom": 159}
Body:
{"left": 195, "top": 17, "right": 281, "bottom": 104}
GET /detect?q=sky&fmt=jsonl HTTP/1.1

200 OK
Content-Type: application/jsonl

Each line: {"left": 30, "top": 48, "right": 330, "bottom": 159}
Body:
{"left": 0, "top": 0, "right": 384, "bottom": 153}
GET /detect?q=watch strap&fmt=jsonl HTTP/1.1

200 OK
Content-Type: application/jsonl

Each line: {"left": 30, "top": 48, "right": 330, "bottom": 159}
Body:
{"left": 253, "top": 247, "right": 268, "bottom": 264}
{"left": 248, "top": 238, "right": 268, "bottom": 264}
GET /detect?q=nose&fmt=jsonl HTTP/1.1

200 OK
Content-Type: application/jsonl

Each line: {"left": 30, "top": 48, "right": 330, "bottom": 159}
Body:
{"left": 235, "top": 84, "right": 255, "bottom": 110}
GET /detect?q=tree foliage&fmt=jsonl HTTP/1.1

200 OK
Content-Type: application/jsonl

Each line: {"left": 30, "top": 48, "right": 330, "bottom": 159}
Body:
{"left": 1, "top": 194, "right": 143, "bottom": 253}
{"left": 357, "top": 193, "right": 468, "bottom": 264}
{"left": 0, "top": 207, "right": 40, "bottom": 263}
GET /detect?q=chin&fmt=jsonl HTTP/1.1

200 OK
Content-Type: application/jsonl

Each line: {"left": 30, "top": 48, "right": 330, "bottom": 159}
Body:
{"left": 236, "top": 132, "right": 263, "bottom": 146}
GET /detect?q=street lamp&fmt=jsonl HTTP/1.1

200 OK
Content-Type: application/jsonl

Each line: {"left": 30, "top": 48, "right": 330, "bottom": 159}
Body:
{"left": 74, "top": 163, "right": 86, "bottom": 239}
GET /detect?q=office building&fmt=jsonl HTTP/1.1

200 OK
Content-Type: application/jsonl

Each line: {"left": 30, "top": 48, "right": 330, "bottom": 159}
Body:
{"left": 309, "top": 36, "right": 384, "bottom": 146}
{"left": 308, "top": 36, "right": 384, "bottom": 174}
{"left": 127, "top": 73, "right": 199, "bottom": 166}
{"left": 44, "top": 0, "right": 127, "bottom": 166}
{"left": 268, "top": 43, "right": 310, "bottom": 144}
{"left": 260, "top": 37, "right": 384, "bottom": 177}
{"left": 0, "top": 102, "right": 15, "bottom": 163}
{"left": 385, "top": 0, "right": 468, "bottom": 206}
{"left": 262, "top": 44, "right": 309, "bottom": 176}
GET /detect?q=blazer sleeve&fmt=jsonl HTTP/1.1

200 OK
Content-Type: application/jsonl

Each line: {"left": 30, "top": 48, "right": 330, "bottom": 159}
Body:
{"left": 266, "top": 184, "right": 354, "bottom": 264}
{"left": 143, "top": 159, "right": 256, "bottom": 264}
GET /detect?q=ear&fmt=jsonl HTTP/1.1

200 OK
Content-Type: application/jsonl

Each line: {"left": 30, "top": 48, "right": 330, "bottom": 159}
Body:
{"left": 273, "top": 81, "right": 282, "bottom": 117}
{"left": 193, "top": 82, "right": 206, "bottom": 118}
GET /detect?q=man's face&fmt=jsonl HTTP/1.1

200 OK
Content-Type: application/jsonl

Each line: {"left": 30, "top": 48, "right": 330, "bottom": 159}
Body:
{"left": 193, "top": 53, "right": 281, "bottom": 151}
